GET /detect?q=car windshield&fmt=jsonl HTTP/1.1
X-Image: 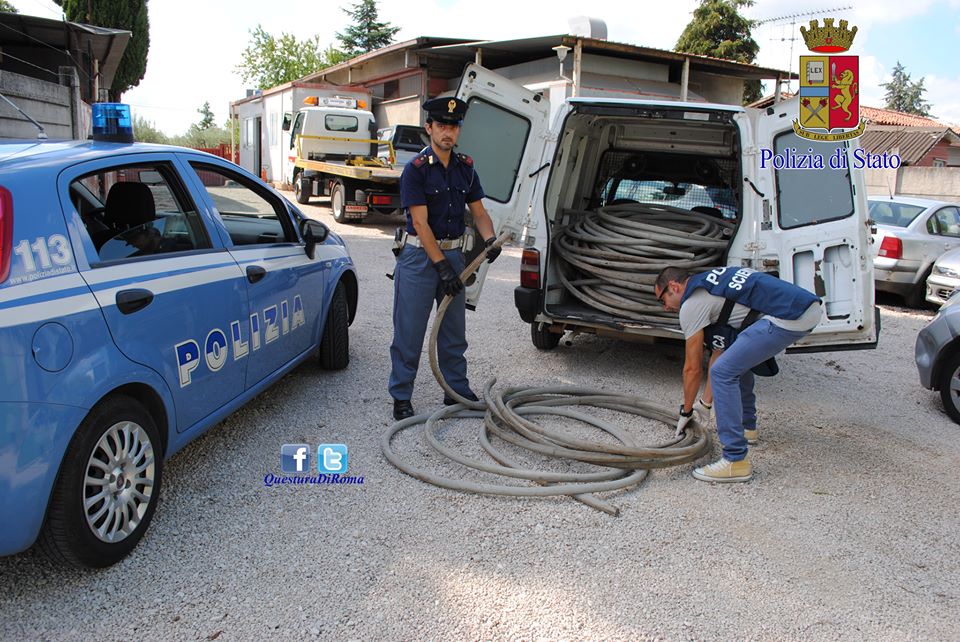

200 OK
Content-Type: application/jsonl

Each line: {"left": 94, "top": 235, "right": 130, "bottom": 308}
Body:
{"left": 601, "top": 178, "right": 738, "bottom": 219}
{"left": 869, "top": 200, "right": 926, "bottom": 227}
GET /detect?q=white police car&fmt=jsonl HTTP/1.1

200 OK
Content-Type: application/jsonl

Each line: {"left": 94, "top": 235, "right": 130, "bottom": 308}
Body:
{"left": 0, "top": 105, "right": 358, "bottom": 568}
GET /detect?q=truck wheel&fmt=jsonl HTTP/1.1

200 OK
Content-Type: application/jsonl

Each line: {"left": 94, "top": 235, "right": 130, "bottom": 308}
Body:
{"left": 294, "top": 174, "right": 311, "bottom": 204}
{"left": 331, "top": 180, "right": 348, "bottom": 224}
{"left": 531, "top": 322, "right": 561, "bottom": 350}
{"left": 38, "top": 395, "right": 162, "bottom": 568}
{"left": 319, "top": 281, "right": 350, "bottom": 370}
{"left": 938, "top": 350, "right": 960, "bottom": 424}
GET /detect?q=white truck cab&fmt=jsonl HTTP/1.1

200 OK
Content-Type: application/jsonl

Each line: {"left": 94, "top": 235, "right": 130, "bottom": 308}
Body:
{"left": 455, "top": 64, "right": 878, "bottom": 352}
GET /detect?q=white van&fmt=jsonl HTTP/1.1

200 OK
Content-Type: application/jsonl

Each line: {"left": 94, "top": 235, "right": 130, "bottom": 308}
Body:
{"left": 455, "top": 64, "right": 879, "bottom": 352}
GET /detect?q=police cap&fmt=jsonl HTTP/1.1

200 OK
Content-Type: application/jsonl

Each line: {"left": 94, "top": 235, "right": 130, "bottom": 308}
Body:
{"left": 423, "top": 97, "right": 468, "bottom": 125}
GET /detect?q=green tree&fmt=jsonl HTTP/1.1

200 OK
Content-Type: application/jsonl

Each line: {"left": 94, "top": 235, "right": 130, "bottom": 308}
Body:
{"left": 54, "top": 0, "right": 149, "bottom": 101}
{"left": 236, "top": 25, "right": 342, "bottom": 90}
{"left": 197, "top": 101, "right": 215, "bottom": 130}
{"left": 132, "top": 114, "right": 168, "bottom": 144}
{"left": 0, "top": 1, "right": 19, "bottom": 13}
{"left": 336, "top": 0, "right": 400, "bottom": 57}
{"left": 881, "top": 61, "right": 932, "bottom": 116}
{"left": 674, "top": 0, "right": 760, "bottom": 104}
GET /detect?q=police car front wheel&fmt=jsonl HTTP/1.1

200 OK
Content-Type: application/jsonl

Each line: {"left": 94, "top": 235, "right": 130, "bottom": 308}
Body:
{"left": 38, "top": 395, "right": 163, "bottom": 569}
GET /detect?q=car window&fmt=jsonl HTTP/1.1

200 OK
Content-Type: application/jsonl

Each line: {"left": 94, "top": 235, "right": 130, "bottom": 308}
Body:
{"left": 600, "top": 178, "right": 738, "bottom": 218}
{"left": 395, "top": 127, "right": 429, "bottom": 151}
{"left": 868, "top": 201, "right": 926, "bottom": 227}
{"left": 189, "top": 162, "right": 294, "bottom": 246}
{"left": 325, "top": 114, "right": 358, "bottom": 132}
{"left": 459, "top": 97, "right": 531, "bottom": 203}
{"left": 774, "top": 132, "right": 853, "bottom": 229}
{"left": 934, "top": 207, "right": 960, "bottom": 238}
{"left": 72, "top": 163, "right": 211, "bottom": 263}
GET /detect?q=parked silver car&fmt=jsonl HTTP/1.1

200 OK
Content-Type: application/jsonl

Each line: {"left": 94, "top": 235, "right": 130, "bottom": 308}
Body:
{"left": 869, "top": 196, "right": 960, "bottom": 306}
{"left": 926, "top": 246, "right": 960, "bottom": 306}
{"left": 916, "top": 291, "right": 960, "bottom": 424}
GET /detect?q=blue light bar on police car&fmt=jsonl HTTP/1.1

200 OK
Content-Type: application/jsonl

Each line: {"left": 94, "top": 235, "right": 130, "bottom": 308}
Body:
{"left": 92, "top": 103, "right": 134, "bottom": 143}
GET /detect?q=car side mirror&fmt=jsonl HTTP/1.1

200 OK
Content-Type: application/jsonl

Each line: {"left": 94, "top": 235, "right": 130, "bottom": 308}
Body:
{"left": 299, "top": 219, "right": 329, "bottom": 259}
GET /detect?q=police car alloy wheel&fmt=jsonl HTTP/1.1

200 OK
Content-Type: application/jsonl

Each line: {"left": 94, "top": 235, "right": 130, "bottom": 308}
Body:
{"left": 39, "top": 395, "right": 163, "bottom": 568}
{"left": 937, "top": 351, "right": 960, "bottom": 424}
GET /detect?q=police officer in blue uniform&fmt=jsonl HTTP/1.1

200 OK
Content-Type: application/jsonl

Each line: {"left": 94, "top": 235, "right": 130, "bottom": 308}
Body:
{"left": 654, "top": 266, "right": 821, "bottom": 482}
{"left": 388, "top": 97, "right": 501, "bottom": 420}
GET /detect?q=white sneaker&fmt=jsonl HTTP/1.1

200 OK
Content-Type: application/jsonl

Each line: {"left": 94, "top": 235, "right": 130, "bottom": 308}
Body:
{"left": 692, "top": 457, "right": 752, "bottom": 483}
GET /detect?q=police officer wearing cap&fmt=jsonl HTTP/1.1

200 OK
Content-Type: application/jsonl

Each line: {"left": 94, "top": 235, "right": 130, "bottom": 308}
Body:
{"left": 388, "top": 97, "right": 501, "bottom": 420}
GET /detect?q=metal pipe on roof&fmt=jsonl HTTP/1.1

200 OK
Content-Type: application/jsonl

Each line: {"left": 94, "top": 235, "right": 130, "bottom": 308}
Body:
{"left": 573, "top": 39, "right": 582, "bottom": 98}
{"left": 681, "top": 57, "right": 690, "bottom": 102}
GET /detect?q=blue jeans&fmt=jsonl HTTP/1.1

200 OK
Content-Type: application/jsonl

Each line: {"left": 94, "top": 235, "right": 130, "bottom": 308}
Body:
{"left": 710, "top": 319, "right": 811, "bottom": 461}
{"left": 388, "top": 245, "right": 471, "bottom": 401}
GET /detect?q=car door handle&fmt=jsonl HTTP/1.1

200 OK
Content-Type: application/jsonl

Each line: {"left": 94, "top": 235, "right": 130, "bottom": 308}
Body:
{"left": 116, "top": 288, "right": 154, "bottom": 315}
{"left": 246, "top": 265, "right": 267, "bottom": 284}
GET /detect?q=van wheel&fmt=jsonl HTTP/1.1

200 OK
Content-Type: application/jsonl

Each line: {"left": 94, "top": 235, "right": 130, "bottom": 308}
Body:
{"left": 295, "top": 173, "right": 311, "bottom": 205}
{"left": 938, "top": 350, "right": 960, "bottom": 424}
{"left": 331, "top": 180, "right": 347, "bottom": 223}
{"left": 531, "top": 323, "right": 561, "bottom": 350}
{"left": 38, "top": 395, "right": 162, "bottom": 568}
{"left": 319, "top": 282, "right": 350, "bottom": 370}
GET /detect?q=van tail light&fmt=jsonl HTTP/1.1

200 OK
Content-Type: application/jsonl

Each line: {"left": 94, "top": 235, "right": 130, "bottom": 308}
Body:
{"left": 0, "top": 186, "right": 12, "bottom": 284}
{"left": 370, "top": 195, "right": 392, "bottom": 205}
{"left": 520, "top": 248, "right": 541, "bottom": 289}
{"left": 878, "top": 236, "right": 902, "bottom": 259}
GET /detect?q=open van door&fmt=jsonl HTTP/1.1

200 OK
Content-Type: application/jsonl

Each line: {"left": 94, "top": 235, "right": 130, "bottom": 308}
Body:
{"left": 744, "top": 97, "right": 878, "bottom": 350}
{"left": 455, "top": 63, "right": 551, "bottom": 309}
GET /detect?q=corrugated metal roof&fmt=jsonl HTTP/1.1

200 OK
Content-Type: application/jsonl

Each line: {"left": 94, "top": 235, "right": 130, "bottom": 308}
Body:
{"left": 859, "top": 126, "right": 960, "bottom": 164}
{"left": 427, "top": 34, "right": 793, "bottom": 79}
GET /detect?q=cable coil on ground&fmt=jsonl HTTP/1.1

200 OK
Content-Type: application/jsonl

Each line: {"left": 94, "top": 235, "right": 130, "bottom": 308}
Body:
{"left": 381, "top": 232, "right": 712, "bottom": 515}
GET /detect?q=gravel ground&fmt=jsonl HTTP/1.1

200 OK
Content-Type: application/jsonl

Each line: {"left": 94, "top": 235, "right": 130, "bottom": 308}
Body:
{"left": 1, "top": 202, "right": 957, "bottom": 641}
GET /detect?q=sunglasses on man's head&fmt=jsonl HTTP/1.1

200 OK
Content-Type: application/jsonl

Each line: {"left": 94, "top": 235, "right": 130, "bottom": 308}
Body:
{"left": 656, "top": 287, "right": 667, "bottom": 304}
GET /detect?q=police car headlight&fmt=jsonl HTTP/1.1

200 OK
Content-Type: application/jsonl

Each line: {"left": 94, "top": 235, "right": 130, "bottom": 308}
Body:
{"left": 933, "top": 264, "right": 959, "bottom": 278}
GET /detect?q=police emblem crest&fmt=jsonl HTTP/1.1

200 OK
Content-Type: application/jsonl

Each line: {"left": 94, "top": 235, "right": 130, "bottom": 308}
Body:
{"left": 795, "top": 19, "right": 866, "bottom": 141}
{"left": 447, "top": 99, "right": 456, "bottom": 114}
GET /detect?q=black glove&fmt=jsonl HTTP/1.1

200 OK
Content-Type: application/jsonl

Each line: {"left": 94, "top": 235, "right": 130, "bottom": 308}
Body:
{"left": 483, "top": 237, "right": 501, "bottom": 264}
{"left": 432, "top": 259, "right": 464, "bottom": 297}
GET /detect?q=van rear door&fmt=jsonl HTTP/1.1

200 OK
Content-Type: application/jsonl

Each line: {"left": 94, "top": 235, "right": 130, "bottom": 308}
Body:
{"left": 742, "top": 97, "right": 878, "bottom": 350}
{"left": 454, "top": 64, "right": 551, "bottom": 308}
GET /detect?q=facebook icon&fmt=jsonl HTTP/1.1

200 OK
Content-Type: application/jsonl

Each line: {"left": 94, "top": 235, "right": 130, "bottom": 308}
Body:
{"left": 280, "top": 444, "right": 310, "bottom": 473}
{"left": 318, "top": 444, "right": 348, "bottom": 474}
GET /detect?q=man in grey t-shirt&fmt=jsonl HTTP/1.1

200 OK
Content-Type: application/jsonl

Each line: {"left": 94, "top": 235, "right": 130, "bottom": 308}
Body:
{"left": 654, "top": 266, "right": 821, "bottom": 483}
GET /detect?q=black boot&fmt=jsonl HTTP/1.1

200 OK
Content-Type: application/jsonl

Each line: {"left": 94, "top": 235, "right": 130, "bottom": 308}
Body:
{"left": 443, "top": 391, "right": 479, "bottom": 406}
{"left": 393, "top": 399, "right": 414, "bottom": 420}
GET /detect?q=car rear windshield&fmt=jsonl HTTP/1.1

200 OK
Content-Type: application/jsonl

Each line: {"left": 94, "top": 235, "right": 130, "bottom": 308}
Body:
{"left": 868, "top": 201, "right": 926, "bottom": 227}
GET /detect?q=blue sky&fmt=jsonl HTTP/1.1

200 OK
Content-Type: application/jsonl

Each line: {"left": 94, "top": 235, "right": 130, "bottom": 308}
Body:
{"left": 10, "top": 0, "right": 960, "bottom": 134}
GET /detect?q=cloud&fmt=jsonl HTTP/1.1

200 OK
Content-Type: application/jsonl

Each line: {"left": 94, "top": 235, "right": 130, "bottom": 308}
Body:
{"left": 923, "top": 74, "right": 960, "bottom": 125}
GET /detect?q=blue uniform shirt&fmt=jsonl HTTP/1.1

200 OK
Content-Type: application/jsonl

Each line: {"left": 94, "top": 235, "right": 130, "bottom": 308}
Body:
{"left": 681, "top": 267, "right": 820, "bottom": 320}
{"left": 399, "top": 146, "right": 485, "bottom": 239}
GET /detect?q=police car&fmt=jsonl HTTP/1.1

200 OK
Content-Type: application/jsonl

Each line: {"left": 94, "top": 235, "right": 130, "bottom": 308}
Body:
{"left": 0, "top": 105, "right": 358, "bottom": 568}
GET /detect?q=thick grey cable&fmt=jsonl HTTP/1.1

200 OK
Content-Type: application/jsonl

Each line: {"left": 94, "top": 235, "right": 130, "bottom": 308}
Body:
{"left": 552, "top": 204, "right": 736, "bottom": 326}
{"left": 380, "top": 232, "right": 712, "bottom": 515}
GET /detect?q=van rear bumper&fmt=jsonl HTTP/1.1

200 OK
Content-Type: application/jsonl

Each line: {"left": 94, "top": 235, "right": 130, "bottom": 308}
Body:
{"left": 514, "top": 286, "right": 540, "bottom": 323}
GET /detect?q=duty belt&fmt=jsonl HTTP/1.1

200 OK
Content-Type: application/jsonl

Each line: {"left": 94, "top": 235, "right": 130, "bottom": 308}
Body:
{"left": 406, "top": 235, "right": 464, "bottom": 250}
